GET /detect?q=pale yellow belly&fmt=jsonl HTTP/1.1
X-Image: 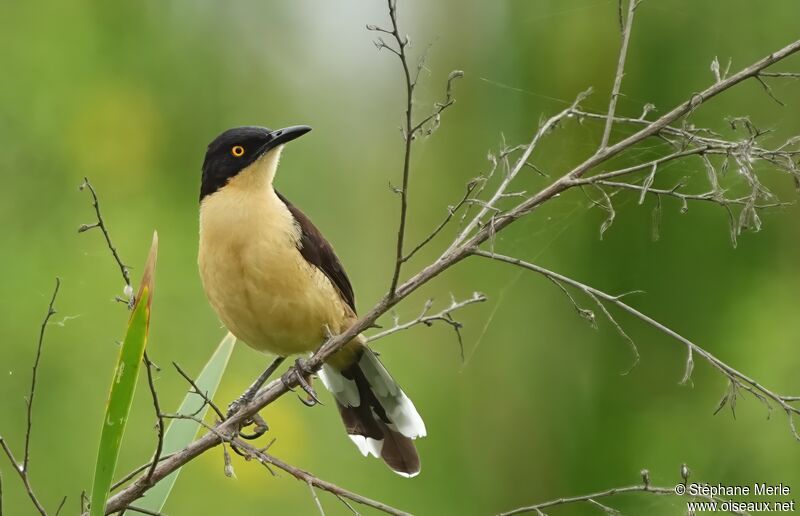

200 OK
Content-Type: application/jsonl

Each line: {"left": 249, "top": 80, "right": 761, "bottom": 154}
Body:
{"left": 200, "top": 238, "right": 346, "bottom": 356}
{"left": 198, "top": 189, "right": 348, "bottom": 357}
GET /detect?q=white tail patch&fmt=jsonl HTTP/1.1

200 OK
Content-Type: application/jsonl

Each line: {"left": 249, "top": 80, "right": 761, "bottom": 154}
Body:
{"left": 319, "top": 346, "right": 425, "bottom": 477}
{"left": 357, "top": 350, "right": 427, "bottom": 439}
{"left": 348, "top": 435, "right": 382, "bottom": 458}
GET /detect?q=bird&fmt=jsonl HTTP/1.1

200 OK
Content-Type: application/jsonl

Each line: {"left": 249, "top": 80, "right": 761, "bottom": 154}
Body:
{"left": 197, "top": 125, "right": 426, "bottom": 477}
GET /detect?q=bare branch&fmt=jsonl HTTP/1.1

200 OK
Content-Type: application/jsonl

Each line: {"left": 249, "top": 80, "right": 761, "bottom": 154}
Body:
{"left": 499, "top": 466, "right": 745, "bottom": 516}
{"left": 473, "top": 250, "right": 800, "bottom": 438}
{"left": 386, "top": 0, "right": 420, "bottom": 296}
{"left": 384, "top": 0, "right": 462, "bottom": 296}
{"left": 152, "top": 406, "right": 409, "bottom": 516}
{"left": 143, "top": 353, "right": 165, "bottom": 484}
{"left": 79, "top": 178, "right": 133, "bottom": 306}
{"left": 409, "top": 69, "right": 464, "bottom": 136}
{"left": 308, "top": 480, "right": 325, "bottom": 516}
{"left": 575, "top": 109, "right": 800, "bottom": 170}
{"left": 600, "top": 0, "right": 639, "bottom": 150}
{"left": 582, "top": 148, "right": 706, "bottom": 183}
{"left": 756, "top": 74, "right": 785, "bottom": 106}
{"left": 448, "top": 88, "right": 593, "bottom": 253}
{"left": 402, "top": 177, "right": 479, "bottom": 262}
{"left": 110, "top": 454, "right": 175, "bottom": 493}
{"left": 0, "top": 278, "right": 60, "bottom": 516}
{"left": 759, "top": 71, "right": 800, "bottom": 78}
{"left": 367, "top": 292, "right": 486, "bottom": 360}
{"left": 172, "top": 362, "right": 226, "bottom": 421}
{"left": 25, "top": 278, "right": 60, "bottom": 475}
{"left": 232, "top": 438, "right": 410, "bottom": 516}
{"left": 594, "top": 180, "right": 790, "bottom": 209}
{"left": 54, "top": 496, "right": 66, "bottom": 516}
{"left": 124, "top": 506, "right": 162, "bottom": 515}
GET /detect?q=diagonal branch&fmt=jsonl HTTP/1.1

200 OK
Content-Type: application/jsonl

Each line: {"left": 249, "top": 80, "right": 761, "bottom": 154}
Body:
{"left": 472, "top": 250, "right": 800, "bottom": 439}
{"left": 402, "top": 177, "right": 480, "bottom": 263}
{"left": 444, "top": 37, "right": 800, "bottom": 260}
{"left": 232, "top": 439, "right": 410, "bottom": 516}
{"left": 447, "top": 88, "right": 593, "bottom": 254}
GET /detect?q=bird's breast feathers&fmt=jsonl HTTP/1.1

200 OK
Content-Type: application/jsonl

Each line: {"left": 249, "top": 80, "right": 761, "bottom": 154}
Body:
{"left": 198, "top": 182, "right": 347, "bottom": 356}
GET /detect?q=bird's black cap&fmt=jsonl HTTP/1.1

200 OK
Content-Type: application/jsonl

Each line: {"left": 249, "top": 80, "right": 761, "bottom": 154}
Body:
{"left": 200, "top": 125, "right": 311, "bottom": 200}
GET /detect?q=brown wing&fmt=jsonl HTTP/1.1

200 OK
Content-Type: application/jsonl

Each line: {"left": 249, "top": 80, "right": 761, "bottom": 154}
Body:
{"left": 275, "top": 190, "right": 356, "bottom": 313}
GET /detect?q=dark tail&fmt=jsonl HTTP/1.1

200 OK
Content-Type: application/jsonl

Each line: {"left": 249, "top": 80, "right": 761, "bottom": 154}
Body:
{"left": 319, "top": 342, "right": 426, "bottom": 477}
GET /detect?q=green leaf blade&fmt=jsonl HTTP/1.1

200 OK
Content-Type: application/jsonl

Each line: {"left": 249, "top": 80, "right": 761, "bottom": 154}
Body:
{"left": 90, "top": 232, "right": 158, "bottom": 516}
{"left": 136, "top": 332, "right": 236, "bottom": 513}
{"left": 90, "top": 288, "right": 152, "bottom": 516}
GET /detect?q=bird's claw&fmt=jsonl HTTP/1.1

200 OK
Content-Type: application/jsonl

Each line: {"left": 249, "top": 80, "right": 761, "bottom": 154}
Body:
{"left": 226, "top": 396, "right": 248, "bottom": 419}
{"left": 238, "top": 413, "right": 269, "bottom": 440}
{"left": 281, "top": 358, "right": 322, "bottom": 407}
{"left": 227, "top": 395, "right": 270, "bottom": 440}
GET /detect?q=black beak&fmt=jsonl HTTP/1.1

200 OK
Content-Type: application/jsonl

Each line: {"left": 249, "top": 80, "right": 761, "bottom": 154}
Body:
{"left": 261, "top": 125, "right": 312, "bottom": 155}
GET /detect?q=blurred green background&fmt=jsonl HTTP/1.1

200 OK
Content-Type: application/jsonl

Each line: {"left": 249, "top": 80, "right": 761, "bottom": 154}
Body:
{"left": 1, "top": 1, "right": 799, "bottom": 514}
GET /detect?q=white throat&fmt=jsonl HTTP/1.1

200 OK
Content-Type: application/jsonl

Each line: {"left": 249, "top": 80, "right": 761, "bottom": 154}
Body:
{"left": 228, "top": 145, "right": 284, "bottom": 192}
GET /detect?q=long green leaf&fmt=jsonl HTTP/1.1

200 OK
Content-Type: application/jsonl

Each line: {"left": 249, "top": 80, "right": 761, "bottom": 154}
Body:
{"left": 136, "top": 332, "right": 236, "bottom": 513}
{"left": 90, "top": 232, "right": 158, "bottom": 516}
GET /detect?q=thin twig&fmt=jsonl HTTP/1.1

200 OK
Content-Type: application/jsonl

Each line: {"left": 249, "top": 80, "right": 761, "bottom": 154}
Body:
{"left": 447, "top": 89, "right": 592, "bottom": 254}
{"left": 402, "top": 178, "right": 479, "bottom": 262}
{"left": 172, "top": 362, "right": 226, "bottom": 421}
{"left": 25, "top": 278, "right": 60, "bottom": 474}
{"left": 54, "top": 496, "right": 67, "bottom": 516}
{"left": 233, "top": 439, "right": 410, "bottom": 516}
{"left": 143, "top": 353, "right": 165, "bottom": 484}
{"left": 309, "top": 480, "right": 326, "bottom": 516}
{"left": 367, "top": 292, "right": 486, "bottom": 362}
{"left": 0, "top": 278, "right": 60, "bottom": 516}
{"left": 79, "top": 177, "right": 133, "bottom": 305}
{"left": 473, "top": 250, "right": 800, "bottom": 439}
{"left": 385, "top": 0, "right": 417, "bottom": 296}
{"left": 575, "top": 110, "right": 800, "bottom": 166}
{"left": 110, "top": 454, "right": 175, "bottom": 493}
{"left": 377, "top": 0, "right": 461, "bottom": 295}
{"left": 595, "top": 180, "right": 790, "bottom": 209}
{"left": 600, "top": 0, "right": 639, "bottom": 149}
{"left": 499, "top": 467, "right": 744, "bottom": 516}
{"left": 123, "top": 506, "right": 162, "bottom": 516}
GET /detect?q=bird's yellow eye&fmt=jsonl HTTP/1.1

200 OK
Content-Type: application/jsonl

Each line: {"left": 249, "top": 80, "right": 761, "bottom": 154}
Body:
{"left": 231, "top": 145, "right": 245, "bottom": 157}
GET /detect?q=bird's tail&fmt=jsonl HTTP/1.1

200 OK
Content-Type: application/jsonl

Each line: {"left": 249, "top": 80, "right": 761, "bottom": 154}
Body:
{"left": 318, "top": 338, "right": 426, "bottom": 477}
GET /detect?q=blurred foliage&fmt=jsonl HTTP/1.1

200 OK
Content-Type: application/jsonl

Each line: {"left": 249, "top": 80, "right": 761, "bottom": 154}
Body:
{"left": 0, "top": 1, "right": 799, "bottom": 515}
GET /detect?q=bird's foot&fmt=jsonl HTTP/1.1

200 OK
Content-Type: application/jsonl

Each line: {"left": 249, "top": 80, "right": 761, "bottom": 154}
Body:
{"left": 238, "top": 413, "right": 269, "bottom": 440}
{"left": 227, "top": 395, "right": 270, "bottom": 440}
{"left": 281, "top": 358, "right": 322, "bottom": 407}
{"left": 226, "top": 394, "right": 250, "bottom": 419}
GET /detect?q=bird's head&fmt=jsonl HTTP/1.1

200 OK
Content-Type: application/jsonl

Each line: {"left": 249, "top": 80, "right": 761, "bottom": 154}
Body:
{"left": 200, "top": 125, "right": 311, "bottom": 200}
